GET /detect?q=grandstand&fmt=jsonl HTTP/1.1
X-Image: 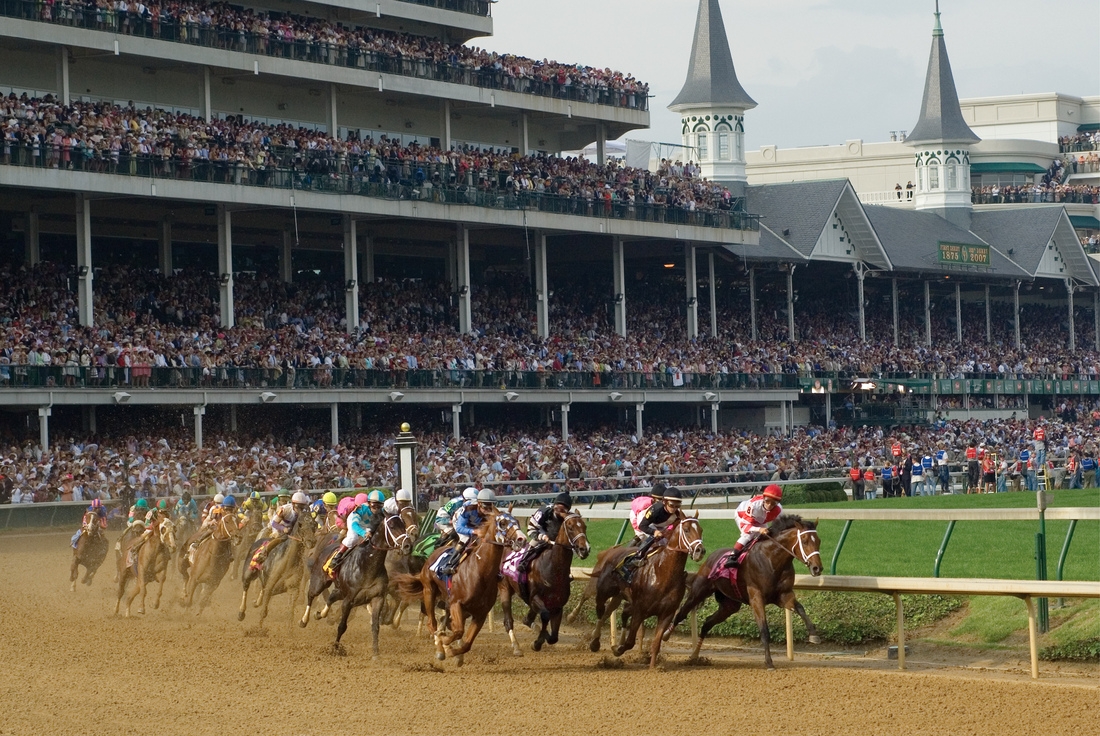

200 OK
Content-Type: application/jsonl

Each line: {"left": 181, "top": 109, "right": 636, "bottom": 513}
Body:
{"left": 0, "top": 0, "right": 1098, "bottom": 475}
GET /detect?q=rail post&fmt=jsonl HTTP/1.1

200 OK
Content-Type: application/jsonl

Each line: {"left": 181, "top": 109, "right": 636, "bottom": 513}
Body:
{"left": 933, "top": 520, "right": 956, "bottom": 577}
{"left": 829, "top": 519, "right": 853, "bottom": 575}
{"left": 785, "top": 608, "right": 794, "bottom": 661}
{"left": 1035, "top": 491, "right": 1049, "bottom": 632}
{"left": 1055, "top": 519, "right": 1078, "bottom": 608}
{"left": 613, "top": 519, "right": 630, "bottom": 546}
{"left": 893, "top": 592, "right": 905, "bottom": 670}
{"left": 1024, "top": 596, "right": 1039, "bottom": 679}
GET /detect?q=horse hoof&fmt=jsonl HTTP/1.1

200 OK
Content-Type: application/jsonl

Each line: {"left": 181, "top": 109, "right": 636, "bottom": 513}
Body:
{"left": 808, "top": 635, "right": 822, "bottom": 645}
{"left": 454, "top": 654, "right": 464, "bottom": 668}
{"left": 237, "top": 611, "right": 246, "bottom": 622}
{"left": 589, "top": 640, "right": 600, "bottom": 653}
{"left": 531, "top": 640, "right": 543, "bottom": 652}
{"left": 612, "top": 646, "right": 626, "bottom": 657}
{"left": 662, "top": 627, "right": 673, "bottom": 643}
{"left": 299, "top": 619, "right": 308, "bottom": 628}
{"left": 435, "top": 652, "right": 446, "bottom": 662}
{"left": 69, "top": 583, "right": 76, "bottom": 592}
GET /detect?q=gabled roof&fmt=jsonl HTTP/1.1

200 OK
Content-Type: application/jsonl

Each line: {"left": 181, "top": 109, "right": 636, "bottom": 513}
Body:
{"left": 722, "top": 225, "right": 807, "bottom": 263}
{"left": 970, "top": 208, "right": 1099, "bottom": 286}
{"left": 906, "top": 11, "right": 980, "bottom": 146}
{"left": 668, "top": 0, "right": 756, "bottom": 112}
{"left": 864, "top": 205, "right": 1029, "bottom": 278}
{"left": 745, "top": 180, "right": 891, "bottom": 269}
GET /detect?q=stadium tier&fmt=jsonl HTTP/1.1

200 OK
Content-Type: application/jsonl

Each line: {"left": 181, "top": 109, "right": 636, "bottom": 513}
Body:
{"left": 0, "top": 0, "right": 1098, "bottom": 454}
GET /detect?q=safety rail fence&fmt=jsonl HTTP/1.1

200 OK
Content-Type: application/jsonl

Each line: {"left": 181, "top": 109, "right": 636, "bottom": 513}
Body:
{"left": 971, "top": 189, "right": 1100, "bottom": 205}
{"left": 0, "top": 2, "right": 637, "bottom": 108}
{"left": 0, "top": 145, "right": 755, "bottom": 231}
{"left": 4, "top": 366, "right": 1100, "bottom": 393}
{"left": 392, "top": 0, "right": 491, "bottom": 16}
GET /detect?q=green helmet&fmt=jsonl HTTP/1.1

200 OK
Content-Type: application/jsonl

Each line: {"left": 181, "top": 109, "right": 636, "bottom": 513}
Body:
{"left": 135, "top": 498, "right": 149, "bottom": 509}
{"left": 157, "top": 499, "right": 168, "bottom": 510}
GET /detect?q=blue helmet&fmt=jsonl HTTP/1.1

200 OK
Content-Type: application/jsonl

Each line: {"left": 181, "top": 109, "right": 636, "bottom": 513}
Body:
{"left": 367, "top": 490, "right": 385, "bottom": 504}
{"left": 222, "top": 495, "right": 237, "bottom": 507}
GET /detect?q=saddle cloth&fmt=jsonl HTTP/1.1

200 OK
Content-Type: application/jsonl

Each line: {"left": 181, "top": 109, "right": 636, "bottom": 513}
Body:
{"left": 501, "top": 549, "right": 523, "bottom": 584}
{"left": 429, "top": 549, "right": 456, "bottom": 579}
{"left": 707, "top": 550, "right": 740, "bottom": 588}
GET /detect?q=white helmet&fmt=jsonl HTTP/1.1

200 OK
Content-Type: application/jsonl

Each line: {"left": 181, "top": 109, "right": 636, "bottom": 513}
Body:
{"left": 476, "top": 489, "right": 496, "bottom": 503}
{"left": 395, "top": 488, "right": 413, "bottom": 502}
{"left": 213, "top": 493, "right": 225, "bottom": 504}
{"left": 226, "top": 480, "right": 238, "bottom": 490}
{"left": 291, "top": 491, "right": 310, "bottom": 505}
{"left": 462, "top": 487, "right": 479, "bottom": 501}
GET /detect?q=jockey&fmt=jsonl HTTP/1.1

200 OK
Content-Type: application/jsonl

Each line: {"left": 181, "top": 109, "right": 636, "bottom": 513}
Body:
{"left": 250, "top": 491, "right": 310, "bottom": 571}
{"left": 323, "top": 490, "right": 385, "bottom": 578}
{"left": 316, "top": 492, "right": 340, "bottom": 529}
{"left": 383, "top": 488, "right": 414, "bottom": 518}
{"left": 309, "top": 498, "right": 327, "bottom": 523}
{"left": 725, "top": 484, "right": 784, "bottom": 568}
{"left": 240, "top": 491, "right": 266, "bottom": 516}
{"left": 439, "top": 489, "right": 497, "bottom": 576}
{"left": 629, "top": 491, "right": 658, "bottom": 542}
{"left": 516, "top": 492, "right": 572, "bottom": 574}
{"left": 268, "top": 491, "right": 292, "bottom": 523}
{"left": 72, "top": 498, "right": 107, "bottom": 548}
{"left": 201, "top": 493, "right": 225, "bottom": 524}
{"left": 434, "top": 487, "right": 478, "bottom": 540}
{"left": 623, "top": 487, "right": 685, "bottom": 572}
{"left": 188, "top": 495, "right": 236, "bottom": 548}
{"left": 333, "top": 495, "right": 356, "bottom": 531}
{"left": 174, "top": 492, "right": 199, "bottom": 524}
{"left": 127, "top": 497, "right": 150, "bottom": 528}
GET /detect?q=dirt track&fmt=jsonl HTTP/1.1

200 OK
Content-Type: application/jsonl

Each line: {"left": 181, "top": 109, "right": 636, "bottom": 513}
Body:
{"left": 1, "top": 532, "right": 1095, "bottom": 736}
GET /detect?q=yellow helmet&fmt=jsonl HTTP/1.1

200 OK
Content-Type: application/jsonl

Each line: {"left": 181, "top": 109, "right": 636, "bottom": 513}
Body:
{"left": 322, "top": 492, "right": 338, "bottom": 507}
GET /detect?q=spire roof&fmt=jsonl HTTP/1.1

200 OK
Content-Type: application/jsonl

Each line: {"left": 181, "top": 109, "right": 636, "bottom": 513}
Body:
{"left": 906, "top": 5, "right": 980, "bottom": 146}
{"left": 668, "top": 0, "right": 756, "bottom": 112}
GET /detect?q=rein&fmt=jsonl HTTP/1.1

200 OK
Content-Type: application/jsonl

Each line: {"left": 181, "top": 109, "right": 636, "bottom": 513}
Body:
{"left": 664, "top": 517, "right": 703, "bottom": 556}
{"left": 558, "top": 512, "right": 589, "bottom": 552}
{"left": 766, "top": 528, "right": 821, "bottom": 565}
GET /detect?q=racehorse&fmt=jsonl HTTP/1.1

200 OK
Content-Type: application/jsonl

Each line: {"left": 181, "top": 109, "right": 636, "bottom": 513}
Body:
{"left": 585, "top": 515, "right": 704, "bottom": 668}
{"left": 300, "top": 512, "right": 415, "bottom": 625}
{"left": 70, "top": 522, "right": 108, "bottom": 591}
{"left": 379, "top": 505, "right": 427, "bottom": 628}
{"left": 114, "top": 516, "right": 177, "bottom": 617}
{"left": 238, "top": 513, "right": 316, "bottom": 625}
{"left": 499, "top": 511, "right": 590, "bottom": 654}
{"left": 179, "top": 511, "right": 241, "bottom": 614}
{"left": 231, "top": 505, "right": 265, "bottom": 580}
{"left": 666, "top": 515, "right": 823, "bottom": 669}
{"left": 393, "top": 509, "right": 526, "bottom": 665}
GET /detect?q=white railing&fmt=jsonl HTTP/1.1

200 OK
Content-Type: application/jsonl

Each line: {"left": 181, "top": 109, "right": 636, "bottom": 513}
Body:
{"left": 858, "top": 190, "right": 915, "bottom": 207}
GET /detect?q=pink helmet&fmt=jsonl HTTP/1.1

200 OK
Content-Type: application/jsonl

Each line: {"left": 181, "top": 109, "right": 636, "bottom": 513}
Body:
{"left": 337, "top": 497, "right": 357, "bottom": 518}
{"left": 354, "top": 492, "right": 369, "bottom": 507}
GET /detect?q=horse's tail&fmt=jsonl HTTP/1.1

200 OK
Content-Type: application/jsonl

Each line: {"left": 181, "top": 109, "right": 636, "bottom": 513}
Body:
{"left": 392, "top": 572, "right": 424, "bottom": 602}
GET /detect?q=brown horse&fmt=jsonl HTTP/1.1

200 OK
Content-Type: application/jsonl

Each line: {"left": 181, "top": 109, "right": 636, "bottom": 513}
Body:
{"left": 114, "top": 516, "right": 177, "bottom": 617}
{"left": 666, "top": 515, "right": 824, "bottom": 669}
{"left": 230, "top": 505, "right": 265, "bottom": 580}
{"left": 300, "top": 512, "right": 415, "bottom": 626}
{"left": 499, "top": 511, "right": 590, "bottom": 655}
{"left": 238, "top": 513, "right": 316, "bottom": 625}
{"left": 585, "top": 515, "right": 704, "bottom": 668}
{"left": 379, "top": 505, "right": 425, "bottom": 628}
{"left": 70, "top": 521, "right": 108, "bottom": 591}
{"left": 393, "top": 510, "right": 526, "bottom": 666}
{"left": 180, "top": 511, "right": 241, "bottom": 614}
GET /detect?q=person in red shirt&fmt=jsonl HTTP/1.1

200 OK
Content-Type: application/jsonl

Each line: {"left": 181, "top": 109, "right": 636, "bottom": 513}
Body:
{"left": 848, "top": 463, "right": 864, "bottom": 501}
{"left": 863, "top": 466, "right": 877, "bottom": 500}
{"left": 980, "top": 452, "right": 995, "bottom": 494}
{"left": 965, "top": 440, "right": 980, "bottom": 493}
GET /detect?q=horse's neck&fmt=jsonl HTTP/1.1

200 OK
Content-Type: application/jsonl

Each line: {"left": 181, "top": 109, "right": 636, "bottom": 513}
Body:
{"left": 755, "top": 531, "right": 796, "bottom": 575}
{"left": 650, "top": 546, "right": 688, "bottom": 585}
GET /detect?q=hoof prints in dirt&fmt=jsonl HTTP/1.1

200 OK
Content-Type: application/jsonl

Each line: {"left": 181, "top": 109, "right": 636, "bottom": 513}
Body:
{"left": 403, "top": 662, "right": 444, "bottom": 673}
{"left": 595, "top": 656, "right": 625, "bottom": 669}
{"left": 242, "top": 626, "right": 268, "bottom": 638}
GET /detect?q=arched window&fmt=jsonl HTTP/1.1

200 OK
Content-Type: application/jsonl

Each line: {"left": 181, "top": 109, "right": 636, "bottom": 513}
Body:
{"left": 717, "top": 132, "right": 730, "bottom": 160}
{"left": 697, "top": 132, "right": 709, "bottom": 160}
{"left": 928, "top": 164, "right": 940, "bottom": 190}
{"left": 946, "top": 164, "right": 958, "bottom": 189}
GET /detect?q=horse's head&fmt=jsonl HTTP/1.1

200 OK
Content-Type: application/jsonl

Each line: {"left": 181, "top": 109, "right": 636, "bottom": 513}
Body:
{"left": 382, "top": 514, "right": 413, "bottom": 555}
{"left": 672, "top": 515, "right": 705, "bottom": 562}
{"left": 158, "top": 517, "right": 177, "bottom": 554}
{"left": 398, "top": 505, "right": 420, "bottom": 543}
{"left": 559, "top": 512, "right": 590, "bottom": 560}
{"left": 770, "top": 516, "right": 823, "bottom": 576}
{"left": 492, "top": 511, "right": 527, "bottom": 552}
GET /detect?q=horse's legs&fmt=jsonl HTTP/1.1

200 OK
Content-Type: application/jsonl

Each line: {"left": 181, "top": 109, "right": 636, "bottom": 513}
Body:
{"left": 588, "top": 590, "right": 620, "bottom": 653}
{"left": 153, "top": 567, "right": 167, "bottom": 610}
{"left": 530, "top": 594, "right": 549, "bottom": 651}
{"left": 424, "top": 579, "right": 444, "bottom": 661}
{"left": 567, "top": 577, "right": 594, "bottom": 624}
{"left": 649, "top": 613, "right": 676, "bottom": 669}
{"left": 666, "top": 575, "right": 715, "bottom": 641}
{"left": 70, "top": 551, "right": 80, "bottom": 591}
{"left": 391, "top": 598, "right": 408, "bottom": 630}
{"left": 369, "top": 594, "right": 383, "bottom": 659}
{"left": 133, "top": 574, "right": 147, "bottom": 616}
{"left": 300, "top": 572, "right": 327, "bottom": 627}
{"left": 546, "top": 609, "right": 563, "bottom": 646}
{"left": 449, "top": 610, "right": 485, "bottom": 664}
{"left": 499, "top": 581, "right": 522, "bottom": 656}
{"left": 783, "top": 593, "right": 821, "bottom": 645}
{"left": 691, "top": 593, "right": 741, "bottom": 660}
{"left": 238, "top": 576, "right": 251, "bottom": 621}
{"left": 611, "top": 607, "right": 642, "bottom": 658}
{"left": 114, "top": 572, "right": 127, "bottom": 615}
{"left": 442, "top": 600, "right": 465, "bottom": 652}
{"left": 333, "top": 599, "right": 353, "bottom": 651}
{"left": 748, "top": 590, "right": 773, "bottom": 669}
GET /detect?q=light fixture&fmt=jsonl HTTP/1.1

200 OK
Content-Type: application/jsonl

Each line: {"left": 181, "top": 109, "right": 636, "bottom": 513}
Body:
{"left": 536, "top": 291, "right": 544, "bottom": 302}
{"left": 504, "top": 392, "right": 519, "bottom": 402}
{"left": 78, "top": 265, "right": 90, "bottom": 277}
{"left": 609, "top": 392, "right": 623, "bottom": 401}
{"left": 613, "top": 293, "right": 623, "bottom": 304}
{"left": 113, "top": 391, "right": 131, "bottom": 404}
{"left": 663, "top": 263, "right": 674, "bottom": 269}
{"left": 687, "top": 297, "right": 697, "bottom": 307}
{"left": 345, "top": 279, "right": 357, "bottom": 292}
{"left": 389, "top": 391, "right": 405, "bottom": 402}
{"left": 220, "top": 272, "right": 232, "bottom": 286}
{"left": 703, "top": 391, "right": 717, "bottom": 402}
{"left": 259, "top": 391, "right": 277, "bottom": 403}
{"left": 458, "top": 285, "right": 469, "bottom": 296}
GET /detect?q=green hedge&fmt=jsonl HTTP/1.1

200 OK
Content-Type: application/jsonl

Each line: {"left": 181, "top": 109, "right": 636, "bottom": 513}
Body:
{"left": 781, "top": 482, "right": 848, "bottom": 505}
{"left": 1040, "top": 638, "right": 1100, "bottom": 662}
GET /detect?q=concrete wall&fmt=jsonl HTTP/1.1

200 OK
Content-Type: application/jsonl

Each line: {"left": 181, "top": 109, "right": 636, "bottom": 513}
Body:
{"left": 961, "top": 93, "right": 1100, "bottom": 144}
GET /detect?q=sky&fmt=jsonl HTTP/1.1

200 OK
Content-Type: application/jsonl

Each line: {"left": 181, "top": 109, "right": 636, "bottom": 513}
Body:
{"left": 478, "top": 0, "right": 1100, "bottom": 150}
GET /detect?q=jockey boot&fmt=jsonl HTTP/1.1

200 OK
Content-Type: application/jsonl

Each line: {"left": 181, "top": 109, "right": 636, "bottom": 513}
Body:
{"left": 323, "top": 545, "right": 350, "bottom": 579}
{"left": 439, "top": 541, "right": 467, "bottom": 576}
{"left": 725, "top": 546, "right": 745, "bottom": 568}
{"left": 249, "top": 541, "right": 270, "bottom": 572}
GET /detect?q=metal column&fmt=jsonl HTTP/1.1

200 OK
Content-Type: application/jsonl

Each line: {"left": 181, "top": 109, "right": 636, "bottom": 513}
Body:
{"left": 359, "top": 232, "right": 375, "bottom": 285}
{"left": 708, "top": 252, "right": 718, "bottom": 338}
{"left": 216, "top": 205, "right": 234, "bottom": 329}
{"left": 634, "top": 404, "right": 644, "bottom": 439}
{"left": 955, "top": 282, "right": 962, "bottom": 343}
{"left": 193, "top": 406, "right": 205, "bottom": 450}
{"left": 748, "top": 267, "right": 757, "bottom": 341}
{"left": 825, "top": 392, "right": 832, "bottom": 427}
{"left": 891, "top": 277, "right": 899, "bottom": 347}
{"left": 924, "top": 280, "right": 932, "bottom": 347}
{"left": 521, "top": 112, "right": 530, "bottom": 155}
{"left": 24, "top": 209, "right": 39, "bottom": 266}
{"left": 159, "top": 217, "right": 173, "bottom": 276}
{"left": 88, "top": 405, "right": 96, "bottom": 435}
{"left": 612, "top": 236, "right": 627, "bottom": 337}
{"left": 441, "top": 99, "right": 452, "bottom": 151}
{"left": 534, "top": 232, "right": 549, "bottom": 338}
{"left": 75, "top": 193, "right": 93, "bottom": 327}
{"left": 326, "top": 83, "right": 338, "bottom": 134}
{"left": 280, "top": 230, "right": 293, "bottom": 283}
{"left": 856, "top": 266, "right": 866, "bottom": 342}
{"left": 229, "top": 404, "right": 237, "bottom": 433}
{"left": 560, "top": 404, "right": 570, "bottom": 443}
{"left": 710, "top": 403, "right": 719, "bottom": 433}
{"left": 343, "top": 216, "right": 360, "bottom": 333}
{"left": 456, "top": 225, "right": 472, "bottom": 334}
{"left": 38, "top": 407, "right": 50, "bottom": 452}
{"left": 1066, "top": 279, "right": 1076, "bottom": 352}
{"left": 685, "top": 244, "right": 698, "bottom": 339}
{"left": 786, "top": 266, "right": 796, "bottom": 341}
{"left": 330, "top": 403, "right": 339, "bottom": 448}
{"left": 56, "top": 46, "right": 70, "bottom": 105}
{"left": 201, "top": 67, "right": 211, "bottom": 121}
{"left": 1014, "top": 281, "right": 1022, "bottom": 349}
{"left": 595, "top": 124, "right": 607, "bottom": 164}
{"left": 984, "top": 284, "right": 991, "bottom": 344}
{"left": 451, "top": 404, "right": 462, "bottom": 441}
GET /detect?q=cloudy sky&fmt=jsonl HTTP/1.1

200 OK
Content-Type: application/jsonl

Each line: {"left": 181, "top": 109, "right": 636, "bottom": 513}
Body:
{"left": 479, "top": 0, "right": 1100, "bottom": 150}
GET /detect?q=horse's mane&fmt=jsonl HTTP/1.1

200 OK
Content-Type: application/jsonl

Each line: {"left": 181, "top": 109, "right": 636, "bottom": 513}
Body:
{"left": 770, "top": 514, "right": 816, "bottom": 533}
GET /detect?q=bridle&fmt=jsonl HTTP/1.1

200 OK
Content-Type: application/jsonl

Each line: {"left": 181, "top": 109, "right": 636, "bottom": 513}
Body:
{"left": 665, "top": 516, "right": 704, "bottom": 557}
{"left": 485, "top": 513, "right": 526, "bottom": 550}
{"left": 557, "top": 511, "right": 589, "bottom": 553}
{"left": 376, "top": 514, "right": 411, "bottom": 551}
{"left": 767, "top": 527, "right": 821, "bottom": 566}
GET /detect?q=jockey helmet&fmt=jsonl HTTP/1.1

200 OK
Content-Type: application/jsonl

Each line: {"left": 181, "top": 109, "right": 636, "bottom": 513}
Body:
{"left": 223, "top": 495, "right": 236, "bottom": 507}
{"left": 213, "top": 493, "right": 225, "bottom": 505}
{"left": 249, "top": 491, "right": 261, "bottom": 501}
{"left": 367, "top": 490, "right": 386, "bottom": 504}
{"left": 354, "top": 492, "right": 369, "bottom": 506}
{"left": 158, "top": 499, "right": 168, "bottom": 510}
{"left": 278, "top": 490, "right": 291, "bottom": 499}
{"left": 135, "top": 498, "right": 149, "bottom": 509}
{"left": 661, "top": 487, "right": 683, "bottom": 502}
{"left": 91, "top": 498, "right": 102, "bottom": 509}
{"left": 291, "top": 491, "right": 310, "bottom": 506}
{"left": 476, "top": 489, "right": 496, "bottom": 503}
{"left": 322, "top": 492, "right": 338, "bottom": 507}
{"left": 395, "top": 488, "right": 413, "bottom": 502}
{"left": 181, "top": 492, "right": 191, "bottom": 502}
{"left": 462, "top": 487, "right": 479, "bottom": 501}
{"left": 763, "top": 485, "right": 783, "bottom": 501}
{"left": 552, "top": 492, "right": 572, "bottom": 510}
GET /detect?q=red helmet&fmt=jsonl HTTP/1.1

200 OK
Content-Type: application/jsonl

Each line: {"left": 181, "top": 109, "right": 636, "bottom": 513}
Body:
{"left": 91, "top": 498, "right": 102, "bottom": 509}
{"left": 762, "top": 485, "right": 783, "bottom": 501}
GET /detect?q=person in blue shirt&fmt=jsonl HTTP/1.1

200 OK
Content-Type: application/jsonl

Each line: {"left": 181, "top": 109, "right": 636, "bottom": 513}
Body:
{"left": 439, "top": 489, "right": 497, "bottom": 576}
{"left": 1020, "top": 448, "right": 1034, "bottom": 491}
{"left": 174, "top": 492, "right": 199, "bottom": 524}
{"left": 324, "top": 489, "right": 384, "bottom": 579}
{"left": 921, "top": 454, "right": 935, "bottom": 496}
{"left": 881, "top": 464, "right": 895, "bottom": 497}
{"left": 1082, "top": 453, "right": 1097, "bottom": 489}
{"left": 911, "top": 456, "right": 925, "bottom": 497}
{"left": 935, "top": 446, "right": 951, "bottom": 494}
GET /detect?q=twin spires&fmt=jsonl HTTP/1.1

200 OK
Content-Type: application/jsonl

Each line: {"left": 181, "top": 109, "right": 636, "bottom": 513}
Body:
{"left": 906, "top": 3, "right": 979, "bottom": 146}
{"left": 668, "top": 0, "right": 755, "bottom": 113}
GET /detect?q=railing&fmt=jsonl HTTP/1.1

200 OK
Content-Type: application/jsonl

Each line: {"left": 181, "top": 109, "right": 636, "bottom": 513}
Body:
{"left": 396, "top": 0, "right": 491, "bottom": 16}
{"left": 0, "top": 144, "right": 755, "bottom": 231}
{"left": 857, "top": 190, "right": 914, "bottom": 206}
{"left": 1060, "top": 141, "right": 1100, "bottom": 154}
{"left": 0, "top": 0, "right": 642, "bottom": 110}
{"left": 0, "top": 365, "right": 791, "bottom": 390}
{"left": 972, "top": 189, "right": 1100, "bottom": 205}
